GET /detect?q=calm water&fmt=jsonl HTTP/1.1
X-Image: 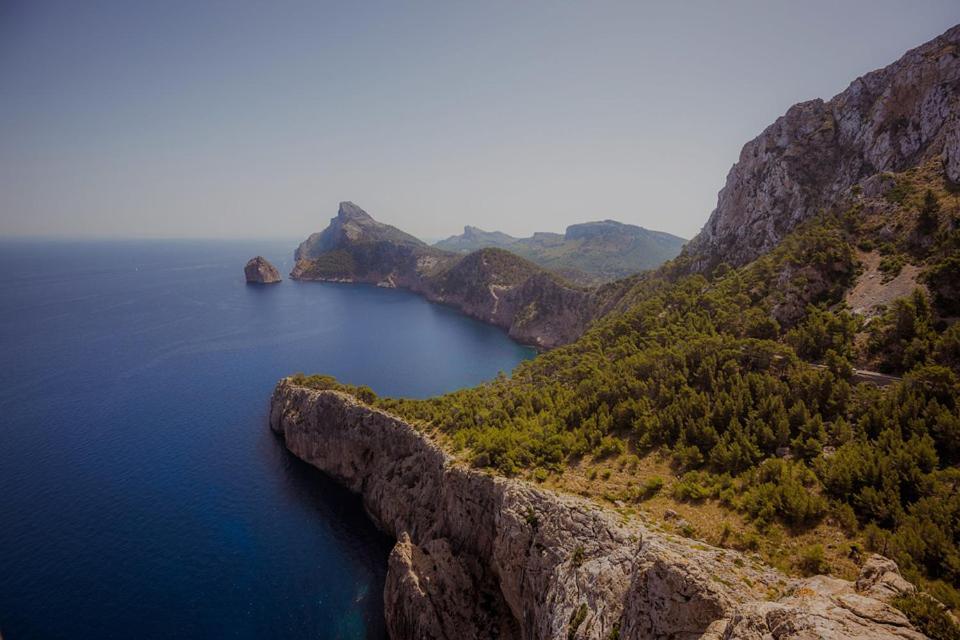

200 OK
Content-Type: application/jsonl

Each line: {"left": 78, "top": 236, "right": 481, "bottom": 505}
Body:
{"left": 0, "top": 239, "right": 533, "bottom": 639}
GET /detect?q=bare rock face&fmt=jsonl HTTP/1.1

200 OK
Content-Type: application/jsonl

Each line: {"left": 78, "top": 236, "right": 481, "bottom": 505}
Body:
{"left": 686, "top": 24, "right": 960, "bottom": 270}
{"left": 385, "top": 533, "right": 520, "bottom": 640}
{"left": 269, "top": 381, "right": 928, "bottom": 640}
{"left": 723, "top": 575, "right": 922, "bottom": 640}
{"left": 855, "top": 554, "right": 917, "bottom": 602}
{"left": 243, "top": 256, "right": 281, "bottom": 284}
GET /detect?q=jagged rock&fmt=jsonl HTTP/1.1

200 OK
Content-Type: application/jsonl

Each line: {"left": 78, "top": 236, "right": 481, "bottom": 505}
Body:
{"left": 722, "top": 575, "right": 923, "bottom": 639}
{"left": 385, "top": 533, "right": 519, "bottom": 640}
{"left": 856, "top": 554, "right": 916, "bottom": 602}
{"left": 685, "top": 24, "right": 960, "bottom": 270}
{"left": 294, "top": 201, "right": 425, "bottom": 263}
{"left": 269, "top": 381, "right": 928, "bottom": 640}
{"left": 243, "top": 256, "right": 281, "bottom": 284}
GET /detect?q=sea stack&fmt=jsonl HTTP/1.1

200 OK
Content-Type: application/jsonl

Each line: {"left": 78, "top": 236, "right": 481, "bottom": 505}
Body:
{"left": 244, "top": 256, "right": 281, "bottom": 284}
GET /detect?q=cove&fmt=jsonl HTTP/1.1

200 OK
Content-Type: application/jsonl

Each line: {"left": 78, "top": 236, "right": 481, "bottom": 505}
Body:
{"left": 0, "top": 239, "right": 534, "bottom": 639}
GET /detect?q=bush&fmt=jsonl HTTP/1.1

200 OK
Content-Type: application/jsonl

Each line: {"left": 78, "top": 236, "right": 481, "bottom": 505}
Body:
{"left": 893, "top": 593, "right": 960, "bottom": 640}
{"left": 925, "top": 257, "right": 960, "bottom": 315}
{"left": 797, "top": 544, "right": 829, "bottom": 576}
{"left": 741, "top": 459, "right": 827, "bottom": 527}
{"left": 879, "top": 253, "right": 907, "bottom": 282}
{"left": 639, "top": 476, "right": 664, "bottom": 500}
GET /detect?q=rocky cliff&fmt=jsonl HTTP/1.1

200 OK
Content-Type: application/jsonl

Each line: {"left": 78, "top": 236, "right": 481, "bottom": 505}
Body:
{"left": 291, "top": 202, "right": 624, "bottom": 348}
{"left": 270, "top": 380, "right": 928, "bottom": 640}
{"left": 685, "top": 24, "right": 960, "bottom": 270}
{"left": 243, "top": 256, "right": 281, "bottom": 283}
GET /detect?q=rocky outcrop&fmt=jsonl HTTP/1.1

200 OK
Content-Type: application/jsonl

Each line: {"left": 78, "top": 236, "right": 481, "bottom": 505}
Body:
{"left": 686, "top": 24, "right": 960, "bottom": 270}
{"left": 295, "top": 201, "right": 426, "bottom": 263}
{"left": 269, "top": 380, "right": 928, "bottom": 640}
{"left": 243, "top": 256, "right": 281, "bottom": 283}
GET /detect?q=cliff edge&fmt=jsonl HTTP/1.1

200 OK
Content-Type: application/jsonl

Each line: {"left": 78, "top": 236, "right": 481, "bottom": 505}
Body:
{"left": 270, "top": 380, "right": 927, "bottom": 640}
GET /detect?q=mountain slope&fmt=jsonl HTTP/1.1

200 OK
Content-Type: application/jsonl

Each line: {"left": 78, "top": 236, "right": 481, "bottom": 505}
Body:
{"left": 436, "top": 220, "right": 686, "bottom": 284}
{"left": 295, "top": 200, "right": 427, "bottom": 262}
{"left": 291, "top": 202, "right": 631, "bottom": 348}
{"left": 684, "top": 24, "right": 960, "bottom": 271}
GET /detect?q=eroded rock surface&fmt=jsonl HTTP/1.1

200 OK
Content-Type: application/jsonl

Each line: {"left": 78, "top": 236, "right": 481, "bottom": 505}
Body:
{"left": 269, "top": 381, "right": 929, "bottom": 640}
{"left": 686, "top": 24, "right": 960, "bottom": 270}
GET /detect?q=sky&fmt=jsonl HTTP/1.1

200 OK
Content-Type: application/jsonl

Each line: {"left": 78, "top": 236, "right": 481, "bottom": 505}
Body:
{"left": 1, "top": 1, "right": 958, "bottom": 242}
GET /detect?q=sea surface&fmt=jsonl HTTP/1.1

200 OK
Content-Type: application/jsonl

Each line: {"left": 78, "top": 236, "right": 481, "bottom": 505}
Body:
{"left": 0, "top": 239, "right": 534, "bottom": 639}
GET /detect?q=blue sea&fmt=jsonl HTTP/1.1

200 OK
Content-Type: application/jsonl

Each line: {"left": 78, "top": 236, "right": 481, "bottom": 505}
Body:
{"left": 0, "top": 239, "right": 534, "bottom": 639}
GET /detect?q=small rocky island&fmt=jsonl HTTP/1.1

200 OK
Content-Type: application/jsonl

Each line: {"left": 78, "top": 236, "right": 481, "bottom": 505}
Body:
{"left": 244, "top": 256, "right": 281, "bottom": 284}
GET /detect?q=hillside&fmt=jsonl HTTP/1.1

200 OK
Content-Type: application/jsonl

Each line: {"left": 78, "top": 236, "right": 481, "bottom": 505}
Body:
{"left": 436, "top": 219, "right": 686, "bottom": 284}
{"left": 287, "top": 25, "right": 960, "bottom": 639}
{"left": 291, "top": 202, "right": 631, "bottom": 348}
{"left": 684, "top": 24, "right": 960, "bottom": 271}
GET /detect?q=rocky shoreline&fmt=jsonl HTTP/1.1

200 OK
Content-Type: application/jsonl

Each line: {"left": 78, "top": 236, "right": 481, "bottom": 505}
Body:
{"left": 269, "top": 379, "right": 927, "bottom": 639}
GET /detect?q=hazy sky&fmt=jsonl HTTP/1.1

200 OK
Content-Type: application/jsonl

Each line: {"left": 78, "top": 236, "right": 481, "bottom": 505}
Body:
{"left": 1, "top": 1, "right": 958, "bottom": 242}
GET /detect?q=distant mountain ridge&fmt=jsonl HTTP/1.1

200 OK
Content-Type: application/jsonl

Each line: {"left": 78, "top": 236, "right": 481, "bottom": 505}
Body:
{"left": 290, "top": 202, "right": 634, "bottom": 348}
{"left": 435, "top": 219, "right": 685, "bottom": 284}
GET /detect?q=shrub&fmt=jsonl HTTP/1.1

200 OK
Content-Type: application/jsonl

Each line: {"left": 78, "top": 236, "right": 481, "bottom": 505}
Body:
{"left": 893, "top": 593, "right": 960, "bottom": 640}
{"left": 568, "top": 603, "right": 588, "bottom": 640}
{"left": 639, "top": 476, "right": 664, "bottom": 500}
{"left": 797, "top": 544, "right": 829, "bottom": 576}
{"left": 879, "top": 253, "right": 907, "bottom": 282}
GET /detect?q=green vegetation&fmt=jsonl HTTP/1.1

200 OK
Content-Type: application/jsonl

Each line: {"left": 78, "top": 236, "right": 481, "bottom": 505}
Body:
{"left": 894, "top": 593, "right": 960, "bottom": 640}
{"left": 568, "top": 603, "right": 588, "bottom": 640}
{"left": 293, "top": 164, "right": 960, "bottom": 617}
{"left": 797, "top": 544, "right": 829, "bottom": 576}
{"left": 298, "top": 249, "right": 357, "bottom": 278}
{"left": 879, "top": 253, "right": 906, "bottom": 281}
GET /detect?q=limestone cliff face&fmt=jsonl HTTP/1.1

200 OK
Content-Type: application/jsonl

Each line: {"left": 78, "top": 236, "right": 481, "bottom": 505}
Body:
{"left": 270, "top": 380, "right": 927, "bottom": 640}
{"left": 686, "top": 24, "right": 960, "bottom": 269}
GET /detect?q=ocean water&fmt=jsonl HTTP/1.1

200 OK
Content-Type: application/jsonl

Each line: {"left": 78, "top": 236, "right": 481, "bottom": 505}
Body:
{"left": 0, "top": 239, "right": 534, "bottom": 639}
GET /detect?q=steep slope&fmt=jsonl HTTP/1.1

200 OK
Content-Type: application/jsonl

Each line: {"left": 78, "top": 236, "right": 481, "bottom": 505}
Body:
{"left": 294, "top": 200, "right": 425, "bottom": 261}
{"left": 684, "top": 24, "right": 960, "bottom": 270}
{"left": 437, "top": 219, "right": 686, "bottom": 284}
{"left": 291, "top": 202, "right": 627, "bottom": 348}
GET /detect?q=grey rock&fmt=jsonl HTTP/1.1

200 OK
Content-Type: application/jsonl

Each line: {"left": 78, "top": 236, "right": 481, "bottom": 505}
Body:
{"left": 855, "top": 554, "right": 916, "bottom": 602}
{"left": 243, "top": 256, "right": 281, "bottom": 284}
{"left": 686, "top": 24, "right": 960, "bottom": 269}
